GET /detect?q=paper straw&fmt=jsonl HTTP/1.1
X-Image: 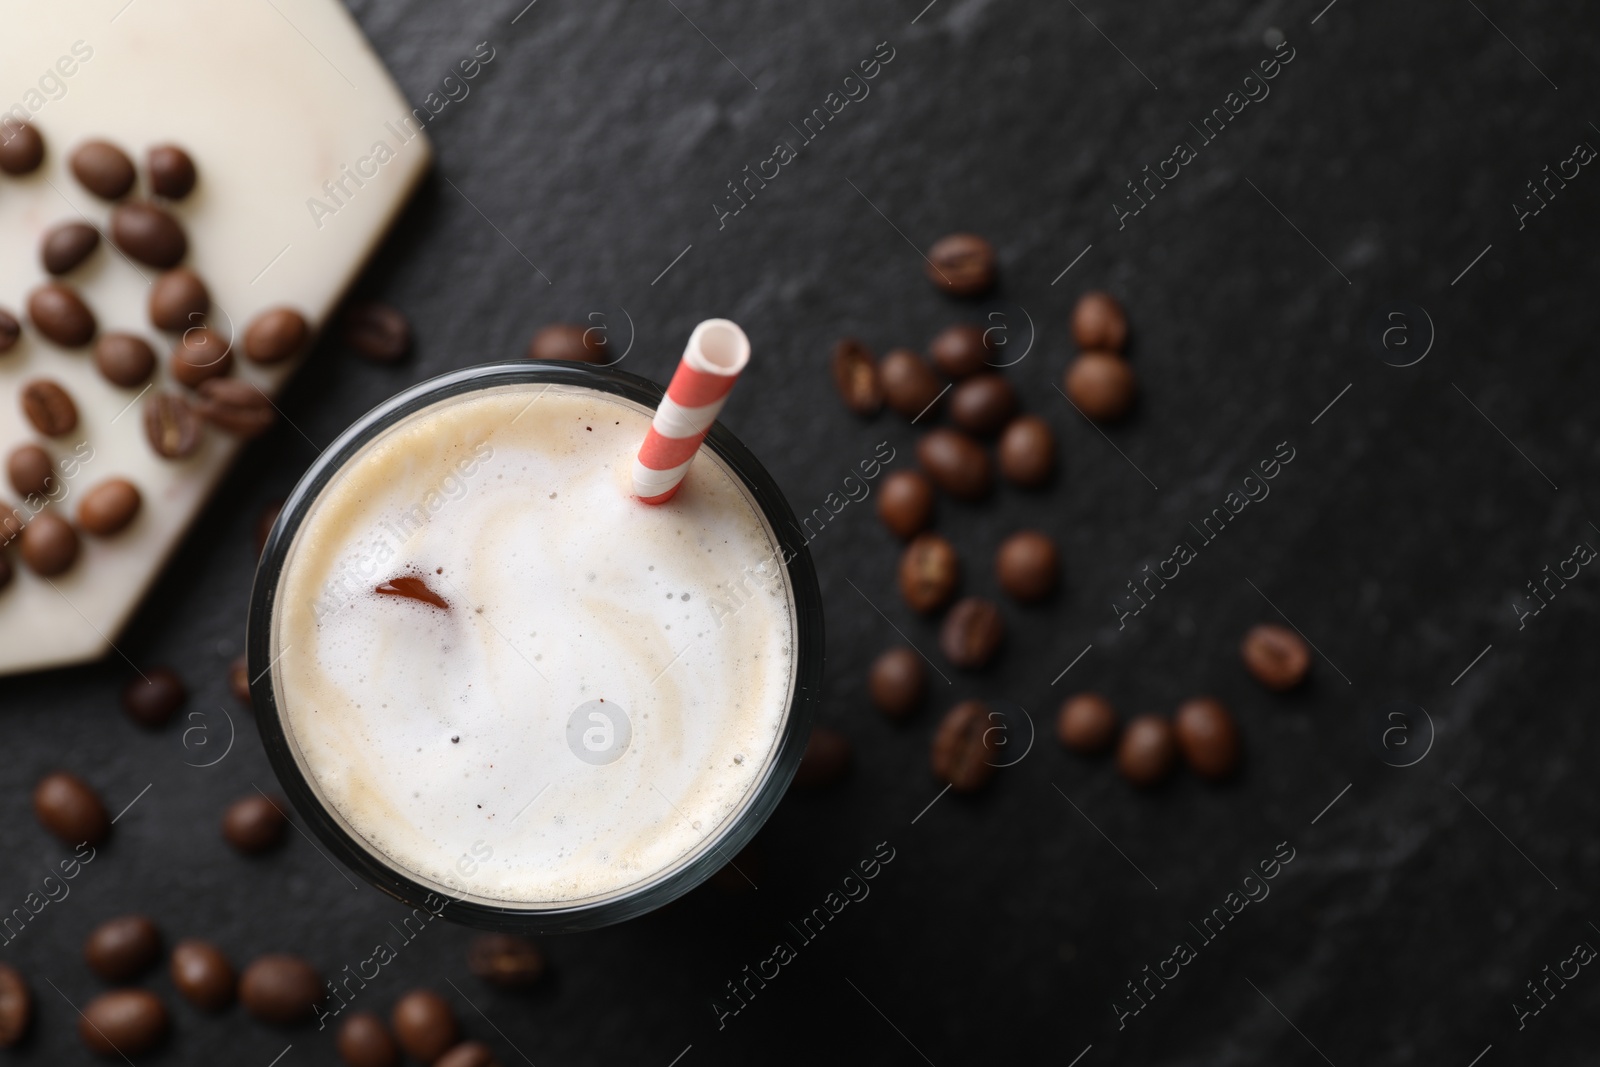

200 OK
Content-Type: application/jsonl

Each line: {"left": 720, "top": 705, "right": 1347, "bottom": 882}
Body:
{"left": 633, "top": 319, "right": 751, "bottom": 504}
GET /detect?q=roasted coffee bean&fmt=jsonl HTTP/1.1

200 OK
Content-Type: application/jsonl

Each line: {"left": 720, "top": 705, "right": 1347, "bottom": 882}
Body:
{"left": 147, "top": 145, "right": 197, "bottom": 200}
{"left": 256, "top": 499, "right": 284, "bottom": 556}
{"left": 831, "top": 338, "right": 881, "bottom": 416}
{"left": 0, "top": 964, "right": 30, "bottom": 1047}
{"left": 148, "top": 268, "right": 208, "bottom": 330}
{"left": 793, "top": 726, "right": 851, "bottom": 788}
{"left": 879, "top": 348, "right": 943, "bottom": 419}
{"left": 528, "top": 322, "right": 605, "bottom": 363}
{"left": 27, "top": 283, "right": 96, "bottom": 347}
{"left": 926, "top": 233, "right": 996, "bottom": 296}
{"left": 436, "top": 1041, "right": 501, "bottom": 1067}
{"left": 111, "top": 201, "right": 187, "bottom": 268}
{"left": 79, "top": 990, "right": 167, "bottom": 1056}
{"left": 170, "top": 327, "right": 233, "bottom": 387}
{"left": 869, "top": 647, "right": 925, "bottom": 718}
{"left": 1175, "top": 697, "right": 1239, "bottom": 780}
{"left": 948, "top": 373, "right": 1016, "bottom": 436}
{"left": 244, "top": 307, "right": 310, "bottom": 364}
{"left": 916, "top": 428, "right": 991, "bottom": 500}
{"left": 144, "top": 393, "right": 203, "bottom": 459}
{"left": 1071, "top": 290, "right": 1128, "bottom": 353}
{"left": 85, "top": 915, "right": 162, "bottom": 982}
{"left": 1240, "top": 623, "right": 1311, "bottom": 691}
{"left": 1057, "top": 693, "right": 1118, "bottom": 753}
{"left": 121, "top": 667, "right": 185, "bottom": 728}
{"left": 223, "top": 794, "right": 287, "bottom": 854}
{"left": 1063, "top": 351, "right": 1136, "bottom": 422}
{"left": 8, "top": 445, "right": 55, "bottom": 499}
{"left": 195, "top": 378, "right": 275, "bottom": 438}
{"left": 875, "top": 470, "right": 934, "bottom": 539}
{"left": 171, "top": 939, "right": 235, "bottom": 1012}
{"left": 928, "top": 324, "right": 990, "bottom": 379}
{"left": 20, "top": 511, "right": 77, "bottom": 576}
{"left": 33, "top": 771, "right": 110, "bottom": 845}
{"left": 1116, "top": 715, "right": 1177, "bottom": 787}
{"left": 392, "top": 990, "right": 459, "bottom": 1063}
{"left": 0, "top": 120, "right": 45, "bottom": 175}
{"left": 467, "top": 934, "right": 545, "bottom": 988}
{"left": 70, "top": 140, "right": 136, "bottom": 200}
{"left": 22, "top": 379, "right": 79, "bottom": 436}
{"left": 42, "top": 222, "right": 100, "bottom": 275}
{"left": 94, "top": 333, "right": 157, "bottom": 388}
{"left": 898, "top": 533, "right": 959, "bottom": 613}
{"left": 78, "top": 478, "right": 141, "bottom": 536}
{"left": 338, "top": 1012, "right": 400, "bottom": 1067}
{"left": 931, "top": 699, "right": 997, "bottom": 792}
{"left": 341, "top": 302, "right": 411, "bottom": 362}
{"left": 940, "top": 596, "right": 1004, "bottom": 669}
{"left": 229, "top": 654, "right": 252, "bottom": 706}
{"left": 239, "top": 954, "right": 322, "bottom": 1024}
{"left": 995, "top": 530, "right": 1058, "bottom": 602}
{"left": 0, "top": 309, "right": 18, "bottom": 354}
{"left": 0, "top": 555, "right": 13, "bottom": 594}
{"left": 998, "top": 415, "right": 1055, "bottom": 488}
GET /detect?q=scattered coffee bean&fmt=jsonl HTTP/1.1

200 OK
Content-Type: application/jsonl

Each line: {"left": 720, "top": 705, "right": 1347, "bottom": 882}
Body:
{"left": 436, "top": 1041, "right": 501, "bottom": 1067}
{"left": 998, "top": 415, "right": 1055, "bottom": 488}
{"left": 528, "top": 322, "right": 605, "bottom": 362}
{"left": 0, "top": 120, "right": 44, "bottom": 175}
{"left": 391, "top": 989, "right": 459, "bottom": 1063}
{"left": 931, "top": 700, "right": 997, "bottom": 792}
{"left": 898, "top": 533, "right": 959, "bottom": 613}
{"left": 170, "top": 327, "right": 233, "bottom": 387}
{"left": 1071, "top": 291, "right": 1128, "bottom": 353}
{"left": 831, "top": 338, "right": 881, "bottom": 416}
{"left": 1063, "top": 351, "right": 1136, "bottom": 422}
{"left": 79, "top": 990, "right": 167, "bottom": 1057}
{"left": 27, "top": 283, "right": 96, "bottom": 347}
{"left": 170, "top": 939, "right": 235, "bottom": 1012}
{"left": 916, "top": 428, "right": 992, "bottom": 500}
{"left": 926, "top": 233, "right": 996, "bottom": 297}
{"left": 144, "top": 393, "right": 203, "bottom": 459}
{"left": 148, "top": 268, "right": 208, "bottom": 331}
{"left": 85, "top": 915, "right": 162, "bottom": 982}
{"left": 928, "top": 324, "right": 990, "bottom": 379}
{"left": 949, "top": 373, "right": 1017, "bottom": 436}
{"left": 1240, "top": 623, "right": 1311, "bottom": 691}
{"left": 244, "top": 307, "right": 310, "bottom": 364}
{"left": 467, "top": 934, "right": 545, "bottom": 988}
{"left": 41, "top": 222, "right": 101, "bottom": 275}
{"left": 793, "top": 726, "right": 851, "bottom": 788}
{"left": 78, "top": 478, "right": 141, "bottom": 537}
{"left": 239, "top": 954, "right": 322, "bottom": 1024}
{"left": 879, "top": 348, "right": 944, "bottom": 419}
{"left": 70, "top": 140, "right": 136, "bottom": 200}
{"left": 341, "top": 302, "right": 411, "bottom": 362}
{"left": 111, "top": 201, "right": 187, "bottom": 268}
{"left": 0, "top": 964, "right": 30, "bottom": 1047}
{"left": 22, "top": 378, "right": 79, "bottom": 437}
{"left": 1057, "top": 693, "right": 1118, "bottom": 753}
{"left": 337, "top": 1012, "right": 400, "bottom": 1067}
{"left": 1174, "top": 697, "right": 1239, "bottom": 780}
{"left": 8, "top": 445, "right": 55, "bottom": 499}
{"left": 33, "top": 770, "right": 110, "bottom": 845}
{"left": 995, "top": 530, "right": 1058, "bottom": 602}
{"left": 94, "top": 333, "right": 157, "bottom": 388}
{"left": 20, "top": 511, "right": 77, "bottom": 576}
{"left": 256, "top": 499, "right": 284, "bottom": 556}
{"left": 876, "top": 470, "right": 934, "bottom": 539}
{"left": 940, "top": 596, "right": 1004, "bottom": 669}
{"left": 195, "top": 378, "right": 275, "bottom": 438}
{"left": 869, "top": 647, "right": 925, "bottom": 718}
{"left": 121, "top": 667, "right": 185, "bottom": 728}
{"left": 229, "top": 654, "right": 252, "bottom": 706}
{"left": 0, "top": 309, "right": 18, "bottom": 354}
{"left": 1116, "top": 715, "right": 1177, "bottom": 787}
{"left": 147, "top": 145, "right": 197, "bottom": 200}
{"left": 223, "top": 793, "right": 287, "bottom": 854}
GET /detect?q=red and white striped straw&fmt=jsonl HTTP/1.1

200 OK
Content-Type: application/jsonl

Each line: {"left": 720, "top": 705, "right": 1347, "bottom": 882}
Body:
{"left": 633, "top": 319, "right": 751, "bottom": 504}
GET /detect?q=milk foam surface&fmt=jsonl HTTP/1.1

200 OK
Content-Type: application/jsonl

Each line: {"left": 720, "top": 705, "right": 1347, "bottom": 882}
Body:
{"left": 272, "top": 385, "right": 795, "bottom": 904}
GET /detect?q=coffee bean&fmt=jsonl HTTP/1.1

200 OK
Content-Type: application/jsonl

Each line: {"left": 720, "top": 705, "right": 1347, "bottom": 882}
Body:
{"left": 341, "top": 302, "right": 411, "bottom": 362}
{"left": 1057, "top": 693, "right": 1118, "bottom": 753}
{"left": 898, "top": 533, "right": 959, "bottom": 613}
{"left": 33, "top": 771, "right": 109, "bottom": 845}
{"left": 229, "top": 654, "right": 252, "bottom": 706}
{"left": 78, "top": 478, "right": 141, "bottom": 537}
{"left": 171, "top": 939, "right": 235, "bottom": 1012}
{"left": 876, "top": 470, "right": 934, "bottom": 539}
{"left": 20, "top": 511, "right": 77, "bottom": 576}
{"left": 222, "top": 794, "right": 287, "bottom": 854}
{"left": 0, "top": 507, "right": 23, "bottom": 548}
{"left": 121, "top": 667, "right": 185, "bottom": 728}
{"left": 928, "top": 324, "right": 990, "bottom": 379}
{"left": 0, "top": 964, "right": 31, "bottom": 1047}
{"left": 1116, "top": 715, "right": 1177, "bottom": 787}
{"left": 256, "top": 499, "right": 284, "bottom": 556}
{"left": 467, "top": 934, "right": 545, "bottom": 989}
{"left": 998, "top": 415, "right": 1055, "bottom": 488}
{"left": 1174, "top": 697, "right": 1239, "bottom": 780}
{"left": 916, "top": 428, "right": 991, "bottom": 500}
{"left": 239, "top": 954, "right": 322, "bottom": 1024}
{"left": 147, "top": 145, "right": 197, "bottom": 200}
{"left": 995, "top": 530, "right": 1058, "bottom": 602}
{"left": 8, "top": 445, "right": 55, "bottom": 499}
{"left": 27, "top": 283, "right": 96, "bottom": 347}
{"left": 940, "top": 596, "right": 1004, "bottom": 669}
{"left": 831, "top": 338, "right": 881, "bottom": 416}
{"left": 85, "top": 915, "right": 162, "bottom": 982}
{"left": 245, "top": 307, "right": 310, "bottom": 364}
{"left": 869, "top": 647, "right": 925, "bottom": 718}
{"left": 148, "top": 268, "right": 208, "bottom": 331}
{"left": 111, "top": 201, "right": 187, "bottom": 268}
{"left": 0, "top": 120, "right": 44, "bottom": 175}
{"left": 1240, "top": 623, "right": 1311, "bottom": 691}
{"left": 437, "top": 1041, "right": 501, "bottom": 1067}
{"left": 70, "top": 140, "right": 136, "bottom": 200}
{"left": 170, "top": 327, "right": 233, "bottom": 387}
{"left": 21, "top": 379, "right": 79, "bottom": 437}
{"left": 931, "top": 699, "right": 997, "bottom": 792}
{"left": 793, "top": 726, "right": 851, "bottom": 788}
{"left": 391, "top": 989, "right": 459, "bottom": 1063}
{"left": 0, "top": 554, "right": 12, "bottom": 594}
{"left": 926, "top": 233, "right": 996, "bottom": 296}
{"left": 195, "top": 378, "right": 275, "bottom": 438}
{"left": 144, "top": 393, "right": 203, "bottom": 459}
{"left": 1063, "top": 352, "right": 1136, "bottom": 422}
{"left": 948, "top": 373, "right": 1017, "bottom": 436}
{"left": 528, "top": 322, "right": 605, "bottom": 363}
{"left": 337, "top": 1012, "right": 400, "bottom": 1067}
{"left": 93, "top": 333, "right": 157, "bottom": 388}
{"left": 879, "top": 348, "right": 943, "bottom": 419}
{"left": 1071, "top": 291, "right": 1128, "bottom": 353}
{"left": 79, "top": 990, "right": 167, "bottom": 1057}
{"left": 41, "top": 222, "right": 100, "bottom": 275}
{"left": 0, "top": 309, "right": 18, "bottom": 354}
